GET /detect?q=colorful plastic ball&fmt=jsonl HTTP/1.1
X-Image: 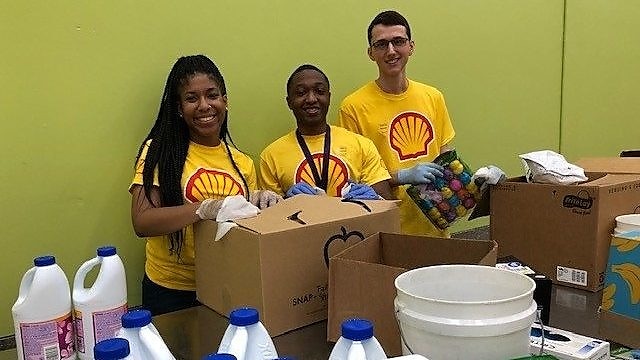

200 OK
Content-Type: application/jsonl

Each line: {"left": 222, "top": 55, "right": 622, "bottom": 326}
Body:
{"left": 465, "top": 182, "right": 478, "bottom": 194}
{"left": 447, "top": 194, "right": 460, "bottom": 207}
{"left": 437, "top": 201, "right": 450, "bottom": 212}
{"left": 463, "top": 197, "right": 476, "bottom": 209}
{"left": 427, "top": 190, "right": 443, "bottom": 203}
{"left": 457, "top": 189, "right": 469, "bottom": 199}
{"left": 458, "top": 172, "right": 471, "bottom": 185}
{"left": 445, "top": 211, "right": 457, "bottom": 222}
{"left": 428, "top": 207, "right": 440, "bottom": 218}
{"left": 443, "top": 168, "right": 454, "bottom": 181}
{"left": 441, "top": 187, "right": 453, "bottom": 199}
{"left": 425, "top": 183, "right": 436, "bottom": 191}
{"left": 418, "top": 198, "right": 434, "bottom": 210}
{"left": 449, "top": 179, "right": 463, "bottom": 192}
{"left": 434, "top": 177, "right": 447, "bottom": 190}
{"left": 456, "top": 205, "right": 467, "bottom": 216}
{"left": 449, "top": 160, "right": 464, "bottom": 175}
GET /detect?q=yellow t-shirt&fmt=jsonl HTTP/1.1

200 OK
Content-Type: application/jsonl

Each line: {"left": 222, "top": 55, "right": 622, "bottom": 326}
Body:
{"left": 339, "top": 80, "right": 455, "bottom": 236}
{"left": 130, "top": 140, "right": 257, "bottom": 290}
{"left": 259, "top": 125, "right": 390, "bottom": 197}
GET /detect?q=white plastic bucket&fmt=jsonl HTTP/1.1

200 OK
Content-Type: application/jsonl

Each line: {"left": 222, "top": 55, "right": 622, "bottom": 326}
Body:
{"left": 615, "top": 214, "right": 640, "bottom": 234}
{"left": 394, "top": 265, "right": 537, "bottom": 360}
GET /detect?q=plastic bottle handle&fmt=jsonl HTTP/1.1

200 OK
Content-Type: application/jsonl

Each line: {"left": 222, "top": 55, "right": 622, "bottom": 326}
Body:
{"left": 73, "top": 257, "right": 101, "bottom": 291}
{"left": 139, "top": 326, "right": 176, "bottom": 360}
{"left": 228, "top": 327, "right": 248, "bottom": 360}
{"left": 347, "top": 341, "right": 366, "bottom": 360}
{"left": 15, "top": 267, "right": 38, "bottom": 306}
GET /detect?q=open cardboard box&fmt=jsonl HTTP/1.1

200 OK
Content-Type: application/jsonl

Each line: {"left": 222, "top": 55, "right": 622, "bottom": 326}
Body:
{"left": 490, "top": 172, "right": 640, "bottom": 291}
{"left": 194, "top": 195, "right": 400, "bottom": 336}
{"left": 327, "top": 232, "right": 497, "bottom": 356}
{"left": 576, "top": 157, "right": 640, "bottom": 175}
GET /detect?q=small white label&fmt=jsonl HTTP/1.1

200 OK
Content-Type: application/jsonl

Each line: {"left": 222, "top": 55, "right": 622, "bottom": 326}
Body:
{"left": 556, "top": 265, "right": 588, "bottom": 286}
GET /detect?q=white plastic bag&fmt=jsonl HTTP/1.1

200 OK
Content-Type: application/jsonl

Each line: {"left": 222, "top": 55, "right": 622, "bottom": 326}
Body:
{"left": 519, "top": 150, "right": 587, "bottom": 185}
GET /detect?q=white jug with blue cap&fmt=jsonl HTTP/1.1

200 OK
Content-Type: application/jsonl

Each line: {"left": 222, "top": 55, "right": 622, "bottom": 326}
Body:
{"left": 329, "top": 318, "right": 386, "bottom": 360}
{"left": 94, "top": 338, "right": 132, "bottom": 360}
{"left": 73, "top": 245, "right": 128, "bottom": 359}
{"left": 217, "top": 307, "right": 278, "bottom": 360}
{"left": 116, "top": 309, "right": 175, "bottom": 360}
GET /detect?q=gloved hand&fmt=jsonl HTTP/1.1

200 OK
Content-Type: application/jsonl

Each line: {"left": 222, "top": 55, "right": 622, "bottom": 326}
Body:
{"left": 342, "top": 183, "right": 381, "bottom": 200}
{"left": 285, "top": 182, "right": 318, "bottom": 198}
{"left": 397, "top": 163, "right": 444, "bottom": 185}
{"left": 249, "top": 190, "right": 283, "bottom": 209}
{"left": 195, "top": 199, "right": 225, "bottom": 220}
{"left": 472, "top": 165, "right": 507, "bottom": 193}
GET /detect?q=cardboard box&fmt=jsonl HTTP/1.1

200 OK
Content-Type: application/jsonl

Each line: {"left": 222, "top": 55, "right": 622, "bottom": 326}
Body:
{"left": 194, "top": 195, "right": 400, "bottom": 336}
{"left": 490, "top": 173, "right": 640, "bottom": 291}
{"left": 576, "top": 157, "right": 640, "bottom": 175}
{"left": 327, "top": 232, "right": 497, "bottom": 356}
{"left": 599, "top": 234, "right": 640, "bottom": 348}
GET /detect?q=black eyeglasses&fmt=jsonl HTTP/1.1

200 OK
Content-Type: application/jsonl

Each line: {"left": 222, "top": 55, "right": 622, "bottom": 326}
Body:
{"left": 370, "top": 37, "right": 410, "bottom": 51}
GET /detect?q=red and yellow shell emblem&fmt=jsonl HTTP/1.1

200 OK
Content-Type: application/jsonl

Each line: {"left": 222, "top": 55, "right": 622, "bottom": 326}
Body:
{"left": 184, "top": 168, "right": 244, "bottom": 203}
{"left": 389, "top": 111, "right": 434, "bottom": 160}
{"left": 295, "top": 154, "right": 349, "bottom": 197}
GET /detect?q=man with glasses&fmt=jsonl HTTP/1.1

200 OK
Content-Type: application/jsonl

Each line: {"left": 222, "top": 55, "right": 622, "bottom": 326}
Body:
{"left": 338, "top": 10, "right": 456, "bottom": 236}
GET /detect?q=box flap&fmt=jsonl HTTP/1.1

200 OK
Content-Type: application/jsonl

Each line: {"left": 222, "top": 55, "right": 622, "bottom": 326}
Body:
{"left": 576, "top": 157, "right": 640, "bottom": 174}
{"left": 234, "top": 195, "right": 399, "bottom": 234}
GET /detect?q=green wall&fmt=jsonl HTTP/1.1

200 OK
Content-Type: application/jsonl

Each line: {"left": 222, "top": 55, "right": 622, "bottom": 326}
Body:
{"left": 0, "top": 0, "right": 636, "bottom": 337}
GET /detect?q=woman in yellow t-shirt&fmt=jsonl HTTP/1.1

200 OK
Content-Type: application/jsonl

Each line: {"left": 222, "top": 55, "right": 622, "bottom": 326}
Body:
{"left": 129, "top": 55, "right": 281, "bottom": 315}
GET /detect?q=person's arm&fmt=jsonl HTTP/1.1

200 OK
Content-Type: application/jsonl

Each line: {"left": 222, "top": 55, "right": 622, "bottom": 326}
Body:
{"left": 371, "top": 180, "right": 393, "bottom": 200}
{"left": 130, "top": 184, "right": 201, "bottom": 237}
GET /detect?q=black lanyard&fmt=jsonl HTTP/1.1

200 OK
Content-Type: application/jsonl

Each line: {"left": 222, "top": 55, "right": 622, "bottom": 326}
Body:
{"left": 295, "top": 125, "right": 331, "bottom": 191}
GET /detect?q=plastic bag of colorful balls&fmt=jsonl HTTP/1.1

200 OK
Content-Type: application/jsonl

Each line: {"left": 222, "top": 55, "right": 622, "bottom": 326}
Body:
{"left": 406, "top": 150, "right": 482, "bottom": 230}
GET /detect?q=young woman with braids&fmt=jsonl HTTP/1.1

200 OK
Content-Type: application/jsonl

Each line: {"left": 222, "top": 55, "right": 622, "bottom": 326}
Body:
{"left": 129, "top": 55, "right": 281, "bottom": 315}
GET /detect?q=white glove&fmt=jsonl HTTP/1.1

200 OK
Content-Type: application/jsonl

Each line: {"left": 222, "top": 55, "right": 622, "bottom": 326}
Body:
{"left": 249, "top": 190, "right": 283, "bottom": 209}
{"left": 472, "top": 165, "right": 507, "bottom": 193}
{"left": 195, "top": 199, "right": 224, "bottom": 220}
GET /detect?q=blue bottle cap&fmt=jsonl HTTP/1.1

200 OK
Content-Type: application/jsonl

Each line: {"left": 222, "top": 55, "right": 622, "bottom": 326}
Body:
{"left": 121, "top": 309, "right": 152, "bottom": 328}
{"left": 341, "top": 318, "right": 374, "bottom": 341}
{"left": 203, "top": 354, "right": 237, "bottom": 360}
{"left": 34, "top": 256, "right": 55, "bottom": 267}
{"left": 97, "top": 246, "right": 117, "bottom": 257}
{"left": 229, "top": 307, "right": 259, "bottom": 326}
{"left": 94, "top": 338, "right": 130, "bottom": 359}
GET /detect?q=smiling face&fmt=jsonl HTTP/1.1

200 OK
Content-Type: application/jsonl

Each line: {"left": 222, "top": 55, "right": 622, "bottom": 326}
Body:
{"left": 178, "top": 72, "right": 227, "bottom": 146}
{"left": 368, "top": 24, "right": 414, "bottom": 79}
{"left": 286, "top": 69, "right": 330, "bottom": 135}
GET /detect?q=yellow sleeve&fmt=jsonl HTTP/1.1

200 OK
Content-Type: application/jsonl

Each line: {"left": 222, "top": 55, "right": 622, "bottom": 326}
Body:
{"left": 246, "top": 160, "right": 258, "bottom": 192}
{"left": 435, "top": 90, "right": 455, "bottom": 148}
{"left": 129, "top": 140, "right": 159, "bottom": 191}
{"left": 258, "top": 150, "right": 286, "bottom": 196}
{"left": 359, "top": 137, "right": 391, "bottom": 186}
{"left": 337, "top": 102, "right": 363, "bottom": 135}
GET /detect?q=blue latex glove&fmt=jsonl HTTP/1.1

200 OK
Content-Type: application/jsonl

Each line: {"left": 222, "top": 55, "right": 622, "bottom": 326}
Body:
{"left": 285, "top": 182, "right": 318, "bottom": 198}
{"left": 343, "top": 183, "right": 380, "bottom": 200}
{"left": 397, "top": 162, "right": 444, "bottom": 185}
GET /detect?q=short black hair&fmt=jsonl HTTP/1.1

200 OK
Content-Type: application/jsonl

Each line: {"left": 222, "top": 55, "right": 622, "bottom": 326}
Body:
{"left": 286, "top": 64, "right": 330, "bottom": 96}
{"left": 367, "top": 10, "right": 411, "bottom": 45}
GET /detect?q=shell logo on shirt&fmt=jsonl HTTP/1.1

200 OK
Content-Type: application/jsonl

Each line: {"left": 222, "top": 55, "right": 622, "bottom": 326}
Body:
{"left": 388, "top": 111, "right": 435, "bottom": 161}
{"left": 295, "top": 153, "right": 349, "bottom": 197}
{"left": 184, "top": 168, "right": 244, "bottom": 203}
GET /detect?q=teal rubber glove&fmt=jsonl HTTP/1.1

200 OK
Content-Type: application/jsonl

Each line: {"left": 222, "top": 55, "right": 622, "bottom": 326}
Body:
{"left": 285, "top": 182, "right": 318, "bottom": 198}
{"left": 397, "top": 163, "right": 444, "bottom": 185}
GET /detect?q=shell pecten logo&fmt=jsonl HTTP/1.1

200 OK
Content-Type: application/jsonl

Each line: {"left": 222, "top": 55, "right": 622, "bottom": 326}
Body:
{"left": 389, "top": 111, "right": 434, "bottom": 160}
{"left": 184, "top": 168, "right": 244, "bottom": 203}
{"left": 295, "top": 154, "right": 349, "bottom": 197}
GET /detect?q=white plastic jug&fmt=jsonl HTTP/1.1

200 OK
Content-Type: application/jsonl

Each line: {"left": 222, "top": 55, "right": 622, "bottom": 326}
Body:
{"left": 329, "top": 318, "right": 386, "bottom": 360}
{"left": 74, "top": 245, "right": 128, "bottom": 360}
{"left": 94, "top": 338, "right": 132, "bottom": 360}
{"left": 12, "top": 255, "right": 76, "bottom": 360}
{"left": 116, "top": 309, "right": 175, "bottom": 360}
{"left": 218, "top": 307, "right": 278, "bottom": 360}
{"left": 202, "top": 353, "right": 237, "bottom": 360}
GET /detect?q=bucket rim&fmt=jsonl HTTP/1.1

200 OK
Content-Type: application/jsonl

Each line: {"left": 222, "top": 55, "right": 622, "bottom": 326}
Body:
{"left": 394, "top": 264, "right": 536, "bottom": 305}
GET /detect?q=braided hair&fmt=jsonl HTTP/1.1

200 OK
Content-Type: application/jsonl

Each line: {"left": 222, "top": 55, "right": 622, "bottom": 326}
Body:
{"left": 134, "top": 55, "right": 250, "bottom": 256}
